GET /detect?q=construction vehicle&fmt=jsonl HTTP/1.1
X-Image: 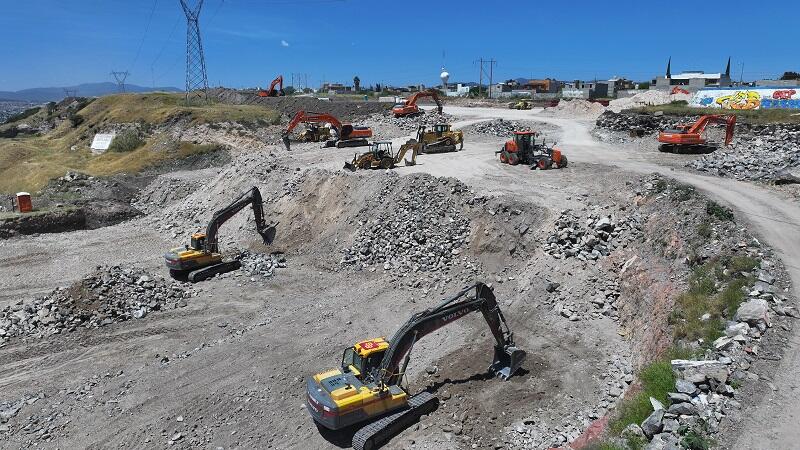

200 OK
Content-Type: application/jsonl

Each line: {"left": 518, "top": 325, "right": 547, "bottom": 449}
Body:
{"left": 400, "top": 124, "right": 463, "bottom": 155}
{"left": 164, "top": 187, "right": 275, "bottom": 282}
{"left": 657, "top": 114, "right": 736, "bottom": 154}
{"left": 257, "top": 75, "right": 285, "bottom": 97}
{"left": 282, "top": 111, "right": 373, "bottom": 150}
{"left": 306, "top": 283, "right": 525, "bottom": 450}
{"left": 498, "top": 131, "right": 568, "bottom": 169}
{"left": 391, "top": 90, "right": 443, "bottom": 117}
{"left": 508, "top": 99, "right": 531, "bottom": 110}
{"left": 344, "top": 141, "right": 417, "bottom": 171}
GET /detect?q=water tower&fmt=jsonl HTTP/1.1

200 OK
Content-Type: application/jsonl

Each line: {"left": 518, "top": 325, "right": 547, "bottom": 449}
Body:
{"left": 440, "top": 67, "right": 450, "bottom": 91}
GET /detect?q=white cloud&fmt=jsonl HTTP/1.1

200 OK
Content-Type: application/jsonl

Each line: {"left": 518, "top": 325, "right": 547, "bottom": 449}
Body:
{"left": 281, "top": 40, "right": 290, "bottom": 47}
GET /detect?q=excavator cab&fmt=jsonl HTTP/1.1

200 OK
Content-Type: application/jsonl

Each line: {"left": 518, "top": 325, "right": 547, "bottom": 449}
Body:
{"left": 342, "top": 338, "right": 390, "bottom": 377}
{"left": 189, "top": 232, "right": 206, "bottom": 251}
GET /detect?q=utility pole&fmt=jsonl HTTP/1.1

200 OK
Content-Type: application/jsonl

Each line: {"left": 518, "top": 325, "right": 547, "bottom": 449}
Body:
{"left": 179, "top": 0, "right": 209, "bottom": 104}
{"left": 486, "top": 58, "right": 497, "bottom": 99}
{"left": 478, "top": 58, "right": 483, "bottom": 97}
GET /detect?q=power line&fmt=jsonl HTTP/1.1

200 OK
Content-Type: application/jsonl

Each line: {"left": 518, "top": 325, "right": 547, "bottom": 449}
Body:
{"left": 129, "top": 0, "right": 159, "bottom": 74}
{"left": 110, "top": 71, "right": 130, "bottom": 92}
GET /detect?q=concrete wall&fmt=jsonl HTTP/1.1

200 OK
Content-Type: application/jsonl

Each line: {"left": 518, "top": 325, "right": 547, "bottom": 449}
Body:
{"left": 690, "top": 86, "right": 800, "bottom": 110}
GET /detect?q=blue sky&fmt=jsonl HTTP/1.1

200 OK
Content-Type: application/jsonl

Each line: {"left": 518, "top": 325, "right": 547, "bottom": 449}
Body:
{"left": 1, "top": 0, "right": 797, "bottom": 91}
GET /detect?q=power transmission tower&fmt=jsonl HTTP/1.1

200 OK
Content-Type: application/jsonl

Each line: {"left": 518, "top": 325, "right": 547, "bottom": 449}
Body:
{"left": 179, "top": 0, "right": 209, "bottom": 104}
{"left": 63, "top": 88, "right": 77, "bottom": 99}
{"left": 110, "top": 71, "right": 130, "bottom": 93}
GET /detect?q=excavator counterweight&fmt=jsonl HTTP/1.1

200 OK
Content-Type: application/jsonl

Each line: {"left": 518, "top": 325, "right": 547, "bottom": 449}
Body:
{"left": 164, "top": 187, "right": 275, "bottom": 282}
{"left": 306, "top": 283, "right": 525, "bottom": 450}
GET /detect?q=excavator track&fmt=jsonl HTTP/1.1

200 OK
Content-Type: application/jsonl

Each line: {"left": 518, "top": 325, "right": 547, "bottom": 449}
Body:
{"left": 187, "top": 260, "right": 241, "bottom": 282}
{"left": 351, "top": 392, "right": 439, "bottom": 450}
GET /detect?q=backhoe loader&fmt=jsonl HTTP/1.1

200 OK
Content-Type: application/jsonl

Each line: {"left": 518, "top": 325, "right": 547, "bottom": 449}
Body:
{"left": 282, "top": 110, "right": 373, "bottom": 150}
{"left": 306, "top": 283, "right": 526, "bottom": 450}
{"left": 343, "top": 141, "right": 417, "bottom": 171}
{"left": 164, "top": 187, "right": 276, "bottom": 282}
{"left": 392, "top": 90, "right": 443, "bottom": 117}
{"left": 657, "top": 114, "right": 736, "bottom": 154}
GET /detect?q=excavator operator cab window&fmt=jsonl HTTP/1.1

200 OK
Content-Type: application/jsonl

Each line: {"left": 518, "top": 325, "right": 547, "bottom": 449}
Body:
{"left": 342, "top": 347, "right": 384, "bottom": 378}
{"left": 190, "top": 234, "right": 206, "bottom": 251}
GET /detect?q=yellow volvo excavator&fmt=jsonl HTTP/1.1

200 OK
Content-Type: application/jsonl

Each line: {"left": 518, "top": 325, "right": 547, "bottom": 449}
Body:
{"left": 306, "top": 283, "right": 525, "bottom": 450}
{"left": 164, "top": 187, "right": 275, "bottom": 282}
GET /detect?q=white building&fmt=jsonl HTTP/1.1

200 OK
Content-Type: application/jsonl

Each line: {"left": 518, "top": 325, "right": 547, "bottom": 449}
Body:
{"left": 445, "top": 83, "right": 471, "bottom": 97}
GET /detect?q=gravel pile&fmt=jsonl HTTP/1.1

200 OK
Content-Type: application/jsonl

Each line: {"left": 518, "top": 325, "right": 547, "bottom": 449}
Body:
{"left": 0, "top": 266, "right": 195, "bottom": 343}
{"left": 340, "top": 175, "right": 471, "bottom": 273}
{"left": 465, "top": 119, "right": 528, "bottom": 136}
{"left": 544, "top": 209, "right": 640, "bottom": 261}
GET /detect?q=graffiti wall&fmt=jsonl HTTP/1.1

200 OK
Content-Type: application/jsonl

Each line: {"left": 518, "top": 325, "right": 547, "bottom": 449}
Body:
{"left": 690, "top": 87, "right": 800, "bottom": 110}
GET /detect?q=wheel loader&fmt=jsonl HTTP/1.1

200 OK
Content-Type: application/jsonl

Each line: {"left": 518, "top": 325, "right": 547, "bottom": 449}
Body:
{"left": 508, "top": 99, "right": 531, "bottom": 110}
{"left": 343, "top": 141, "right": 417, "bottom": 171}
{"left": 401, "top": 124, "right": 464, "bottom": 154}
{"left": 306, "top": 283, "right": 526, "bottom": 450}
{"left": 498, "top": 130, "right": 568, "bottom": 170}
{"left": 163, "top": 187, "right": 276, "bottom": 282}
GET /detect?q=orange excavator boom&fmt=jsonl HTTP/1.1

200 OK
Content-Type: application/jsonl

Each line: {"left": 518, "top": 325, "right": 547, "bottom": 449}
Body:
{"left": 392, "top": 90, "right": 443, "bottom": 117}
{"left": 657, "top": 114, "right": 736, "bottom": 152}
{"left": 258, "top": 75, "right": 284, "bottom": 97}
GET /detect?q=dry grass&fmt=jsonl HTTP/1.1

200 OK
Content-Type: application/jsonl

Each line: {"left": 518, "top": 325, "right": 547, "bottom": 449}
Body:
{"left": 632, "top": 103, "right": 800, "bottom": 124}
{"left": 0, "top": 93, "right": 278, "bottom": 194}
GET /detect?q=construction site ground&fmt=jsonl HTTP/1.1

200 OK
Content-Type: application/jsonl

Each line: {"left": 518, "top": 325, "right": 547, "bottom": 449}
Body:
{"left": 1, "top": 105, "right": 799, "bottom": 449}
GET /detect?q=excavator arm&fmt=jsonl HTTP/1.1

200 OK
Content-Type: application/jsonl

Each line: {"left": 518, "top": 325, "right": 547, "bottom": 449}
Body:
{"left": 374, "top": 283, "right": 525, "bottom": 386}
{"left": 204, "top": 187, "right": 274, "bottom": 253}
{"left": 258, "top": 75, "right": 284, "bottom": 97}
{"left": 687, "top": 114, "right": 736, "bottom": 146}
{"left": 405, "top": 90, "right": 443, "bottom": 114}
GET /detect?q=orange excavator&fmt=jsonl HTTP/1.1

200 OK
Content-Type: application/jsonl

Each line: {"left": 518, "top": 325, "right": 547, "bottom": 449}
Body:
{"left": 281, "top": 110, "right": 373, "bottom": 150}
{"left": 392, "top": 90, "right": 443, "bottom": 117}
{"left": 658, "top": 114, "right": 736, "bottom": 154}
{"left": 257, "top": 75, "right": 285, "bottom": 97}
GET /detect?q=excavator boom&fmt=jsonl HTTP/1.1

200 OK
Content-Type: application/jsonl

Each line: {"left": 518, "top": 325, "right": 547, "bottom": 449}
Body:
{"left": 658, "top": 114, "right": 736, "bottom": 153}
{"left": 258, "top": 75, "right": 284, "bottom": 97}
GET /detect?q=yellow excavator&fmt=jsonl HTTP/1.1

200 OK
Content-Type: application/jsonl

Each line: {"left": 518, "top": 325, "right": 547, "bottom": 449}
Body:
{"left": 306, "top": 283, "right": 526, "bottom": 450}
{"left": 343, "top": 141, "right": 417, "bottom": 171}
{"left": 164, "top": 187, "right": 276, "bottom": 282}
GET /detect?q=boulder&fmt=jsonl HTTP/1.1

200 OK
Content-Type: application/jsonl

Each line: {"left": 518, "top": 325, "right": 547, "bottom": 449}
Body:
{"left": 666, "top": 402, "right": 698, "bottom": 416}
{"left": 640, "top": 408, "right": 664, "bottom": 438}
{"left": 735, "top": 299, "right": 771, "bottom": 326}
{"left": 671, "top": 360, "right": 728, "bottom": 384}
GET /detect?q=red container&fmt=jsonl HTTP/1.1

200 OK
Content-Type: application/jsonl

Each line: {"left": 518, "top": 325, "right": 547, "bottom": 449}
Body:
{"left": 16, "top": 192, "right": 32, "bottom": 213}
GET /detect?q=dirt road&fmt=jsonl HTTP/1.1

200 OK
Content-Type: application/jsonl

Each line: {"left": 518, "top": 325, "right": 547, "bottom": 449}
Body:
{"left": 436, "top": 106, "right": 800, "bottom": 449}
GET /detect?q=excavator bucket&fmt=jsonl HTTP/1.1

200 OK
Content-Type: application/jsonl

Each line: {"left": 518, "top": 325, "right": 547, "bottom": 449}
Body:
{"left": 491, "top": 345, "right": 526, "bottom": 380}
{"left": 282, "top": 135, "right": 291, "bottom": 151}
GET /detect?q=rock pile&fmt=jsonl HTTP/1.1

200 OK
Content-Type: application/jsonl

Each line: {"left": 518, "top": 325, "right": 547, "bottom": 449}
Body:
{"left": 466, "top": 119, "right": 528, "bottom": 136}
{"left": 341, "top": 175, "right": 471, "bottom": 274}
{"left": 687, "top": 125, "right": 800, "bottom": 180}
{"left": 0, "top": 266, "right": 194, "bottom": 343}
{"left": 544, "top": 210, "right": 640, "bottom": 261}
{"left": 367, "top": 111, "right": 456, "bottom": 132}
{"left": 238, "top": 250, "right": 286, "bottom": 279}
{"left": 607, "top": 90, "right": 684, "bottom": 113}
{"left": 625, "top": 264, "right": 797, "bottom": 449}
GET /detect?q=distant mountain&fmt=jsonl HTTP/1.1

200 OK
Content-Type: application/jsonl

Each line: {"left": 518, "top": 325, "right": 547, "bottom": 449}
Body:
{"left": 0, "top": 82, "right": 181, "bottom": 102}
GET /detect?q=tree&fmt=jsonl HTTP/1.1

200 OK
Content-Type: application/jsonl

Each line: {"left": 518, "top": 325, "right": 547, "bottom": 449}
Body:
{"left": 283, "top": 86, "right": 296, "bottom": 95}
{"left": 636, "top": 82, "right": 650, "bottom": 89}
{"left": 780, "top": 71, "right": 800, "bottom": 80}
{"left": 353, "top": 76, "right": 361, "bottom": 92}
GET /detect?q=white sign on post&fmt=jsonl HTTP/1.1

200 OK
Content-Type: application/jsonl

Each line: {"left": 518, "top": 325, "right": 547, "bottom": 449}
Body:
{"left": 90, "top": 133, "right": 116, "bottom": 154}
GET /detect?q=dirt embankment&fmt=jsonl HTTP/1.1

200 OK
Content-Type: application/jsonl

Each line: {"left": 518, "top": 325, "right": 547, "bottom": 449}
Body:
{"left": 211, "top": 88, "right": 391, "bottom": 120}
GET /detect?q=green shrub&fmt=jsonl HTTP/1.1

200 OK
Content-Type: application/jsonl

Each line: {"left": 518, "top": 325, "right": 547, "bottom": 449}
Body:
{"left": 610, "top": 361, "right": 675, "bottom": 434}
{"left": 697, "top": 220, "right": 712, "bottom": 238}
{"left": 728, "top": 255, "right": 759, "bottom": 273}
{"left": 672, "top": 183, "right": 694, "bottom": 202}
{"left": 706, "top": 201, "right": 734, "bottom": 221}
{"left": 68, "top": 113, "right": 84, "bottom": 128}
{"left": 682, "top": 430, "right": 711, "bottom": 450}
{"left": 653, "top": 179, "right": 668, "bottom": 193}
{"left": 109, "top": 130, "right": 144, "bottom": 152}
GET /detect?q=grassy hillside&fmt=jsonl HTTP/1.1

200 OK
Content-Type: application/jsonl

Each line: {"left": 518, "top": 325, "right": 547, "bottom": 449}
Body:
{"left": 0, "top": 93, "right": 279, "bottom": 193}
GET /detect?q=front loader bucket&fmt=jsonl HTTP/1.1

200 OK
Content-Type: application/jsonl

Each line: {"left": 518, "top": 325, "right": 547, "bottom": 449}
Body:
{"left": 343, "top": 161, "right": 357, "bottom": 172}
{"left": 490, "top": 345, "right": 526, "bottom": 380}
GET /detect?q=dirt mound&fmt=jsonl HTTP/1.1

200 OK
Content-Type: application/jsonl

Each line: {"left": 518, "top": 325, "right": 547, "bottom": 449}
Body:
{"left": 211, "top": 88, "right": 390, "bottom": 120}
{"left": 544, "top": 99, "right": 607, "bottom": 119}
